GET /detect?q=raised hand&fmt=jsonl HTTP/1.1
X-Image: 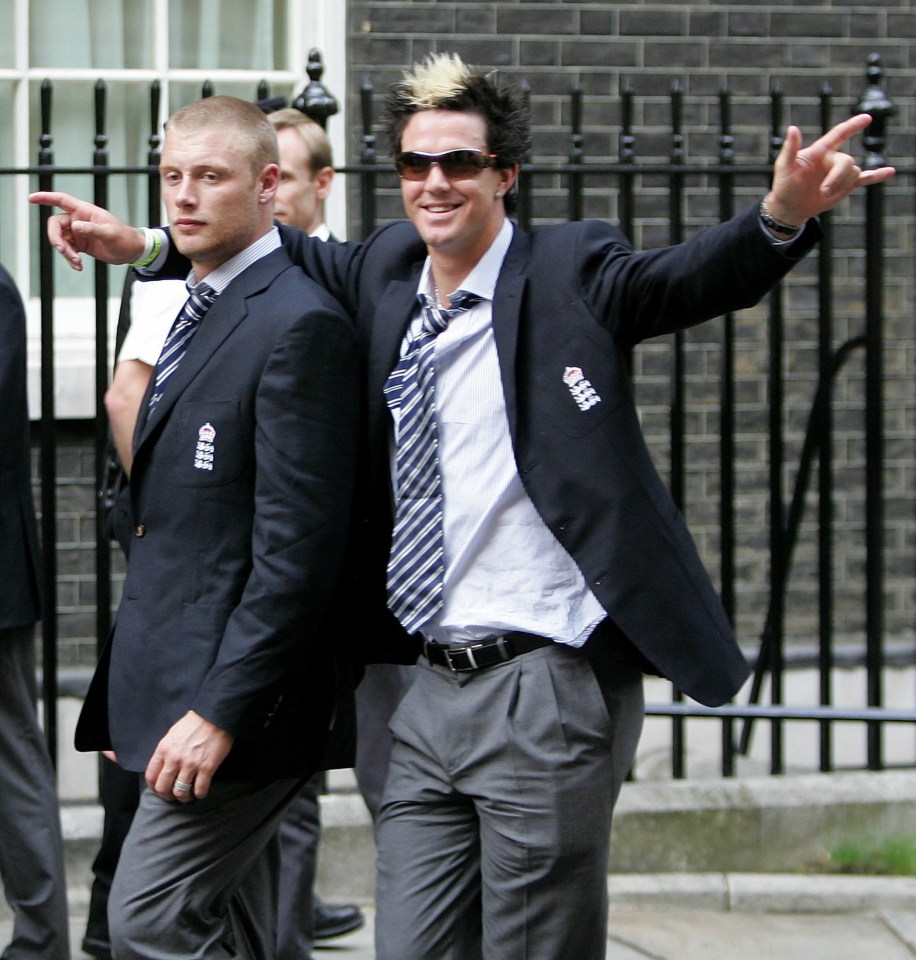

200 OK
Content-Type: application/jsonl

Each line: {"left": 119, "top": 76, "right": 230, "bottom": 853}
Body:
{"left": 28, "top": 191, "right": 147, "bottom": 271}
{"left": 765, "top": 114, "right": 895, "bottom": 229}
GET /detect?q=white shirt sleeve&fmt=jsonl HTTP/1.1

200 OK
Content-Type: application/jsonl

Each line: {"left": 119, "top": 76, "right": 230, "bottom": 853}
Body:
{"left": 116, "top": 280, "right": 190, "bottom": 365}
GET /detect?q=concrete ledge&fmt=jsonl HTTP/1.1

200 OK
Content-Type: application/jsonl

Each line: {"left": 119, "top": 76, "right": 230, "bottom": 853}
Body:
{"left": 39, "top": 769, "right": 916, "bottom": 917}
{"left": 609, "top": 872, "right": 916, "bottom": 914}
{"left": 610, "top": 769, "right": 916, "bottom": 873}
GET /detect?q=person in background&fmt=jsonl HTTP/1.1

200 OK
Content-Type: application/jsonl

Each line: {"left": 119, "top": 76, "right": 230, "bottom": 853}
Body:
{"left": 0, "top": 261, "right": 71, "bottom": 960}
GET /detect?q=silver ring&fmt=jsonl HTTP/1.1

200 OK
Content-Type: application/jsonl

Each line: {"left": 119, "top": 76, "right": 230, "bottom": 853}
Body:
{"left": 174, "top": 779, "right": 193, "bottom": 793}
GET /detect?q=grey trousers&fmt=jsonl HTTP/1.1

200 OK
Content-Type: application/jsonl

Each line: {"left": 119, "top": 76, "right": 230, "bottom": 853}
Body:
{"left": 0, "top": 625, "right": 70, "bottom": 960}
{"left": 375, "top": 642, "right": 644, "bottom": 960}
{"left": 275, "top": 772, "right": 322, "bottom": 960}
{"left": 354, "top": 662, "right": 415, "bottom": 821}
{"left": 276, "top": 663, "right": 413, "bottom": 959}
{"left": 109, "top": 776, "right": 304, "bottom": 960}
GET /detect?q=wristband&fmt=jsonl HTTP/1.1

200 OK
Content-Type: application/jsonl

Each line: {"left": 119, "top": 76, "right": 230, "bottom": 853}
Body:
{"left": 128, "top": 228, "right": 163, "bottom": 268}
{"left": 759, "top": 199, "right": 804, "bottom": 238}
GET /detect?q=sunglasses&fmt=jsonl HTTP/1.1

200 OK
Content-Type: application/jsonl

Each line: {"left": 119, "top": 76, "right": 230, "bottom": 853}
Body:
{"left": 395, "top": 149, "right": 499, "bottom": 181}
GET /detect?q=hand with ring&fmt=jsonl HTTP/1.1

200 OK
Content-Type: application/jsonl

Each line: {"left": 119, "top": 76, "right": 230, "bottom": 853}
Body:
{"left": 145, "top": 710, "right": 234, "bottom": 802}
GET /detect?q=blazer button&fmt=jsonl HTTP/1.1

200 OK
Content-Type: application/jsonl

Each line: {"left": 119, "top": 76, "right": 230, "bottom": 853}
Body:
{"left": 135, "top": 524, "right": 146, "bottom": 538}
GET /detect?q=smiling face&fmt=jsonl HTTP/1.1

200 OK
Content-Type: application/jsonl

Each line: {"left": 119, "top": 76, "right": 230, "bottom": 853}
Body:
{"left": 160, "top": 125, "right": 279, "bottom": 278}
{"left": 399, "top": 109, "right": 517, "bottom": 276}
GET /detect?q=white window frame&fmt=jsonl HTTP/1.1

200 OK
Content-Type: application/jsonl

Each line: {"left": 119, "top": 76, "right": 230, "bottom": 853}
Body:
{"left": 0, "top": 0, "right": 346, "bottom": 418}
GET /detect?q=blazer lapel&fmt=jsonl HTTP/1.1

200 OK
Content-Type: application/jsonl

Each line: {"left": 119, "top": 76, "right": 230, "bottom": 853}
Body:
{"left": 366, "top": 273, "right": 422, "bottom": 443}
{"left": 490, "top": 225, "right": 529, "bottom": 443}
{"left": 134, "top": 249, "right": 287, "bottom": 453}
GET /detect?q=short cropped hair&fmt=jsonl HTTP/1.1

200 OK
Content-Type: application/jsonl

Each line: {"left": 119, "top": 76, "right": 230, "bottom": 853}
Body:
{"left": 267, "top": 108, "right": 334, "bottom": 172}
{"left": 166, "top": 96, "right": 279, "bottom": 178}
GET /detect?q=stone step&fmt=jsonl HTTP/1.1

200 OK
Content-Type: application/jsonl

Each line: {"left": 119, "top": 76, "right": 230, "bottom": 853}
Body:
{"left": 25, "top": 768, "right": 913, "bottom": 921}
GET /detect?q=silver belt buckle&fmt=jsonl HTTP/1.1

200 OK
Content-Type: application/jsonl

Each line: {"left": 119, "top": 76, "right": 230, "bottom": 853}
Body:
{"left": 444, "top": 636, "right": 512, "bottom": 672}
{"left": 445, "top": 645, "right": 477, "bottom": 671}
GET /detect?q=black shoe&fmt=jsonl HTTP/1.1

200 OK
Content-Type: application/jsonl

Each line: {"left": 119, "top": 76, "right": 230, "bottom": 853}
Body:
{"left": 81, "top": 935, "right": 114, "bottom": 960}
{"left": 313, "top": 900, "right": 365, "bottom": 941}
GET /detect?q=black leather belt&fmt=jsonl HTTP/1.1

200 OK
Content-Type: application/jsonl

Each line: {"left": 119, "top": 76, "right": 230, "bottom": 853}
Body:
{"left": 423, "top": 632, "right": 554, "bottom": 673}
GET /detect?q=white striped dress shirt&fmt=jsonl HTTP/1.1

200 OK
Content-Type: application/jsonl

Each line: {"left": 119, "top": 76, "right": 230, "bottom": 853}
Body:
{"left": 390, "top": 218, "right": 605, "bottom": 648}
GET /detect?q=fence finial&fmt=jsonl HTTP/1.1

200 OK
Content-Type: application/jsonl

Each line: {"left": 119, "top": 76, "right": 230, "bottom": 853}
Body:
{"left": 292, "top": 47, "right": 339, "bottom": 130}
{"left": 854, "top": 54, "right": 895, "bottom": 169}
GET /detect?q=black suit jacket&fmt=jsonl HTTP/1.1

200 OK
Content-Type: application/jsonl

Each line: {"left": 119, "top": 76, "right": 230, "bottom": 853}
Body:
{"left": 161, "top": 206, "right": 821, "bottom": 707}
{"left": 0, "top": 265, "right": 42, "bottom": 632}
{"left": 76, "top": 248, "right": 360, "bottom": 779}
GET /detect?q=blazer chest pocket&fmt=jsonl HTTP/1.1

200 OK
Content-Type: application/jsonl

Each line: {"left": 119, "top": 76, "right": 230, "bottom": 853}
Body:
{"left": 174, "top": 400, "right": 247, "bottom": 487}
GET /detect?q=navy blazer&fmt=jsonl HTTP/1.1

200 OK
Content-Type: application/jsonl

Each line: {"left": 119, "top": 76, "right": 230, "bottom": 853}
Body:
{"left": 161, "top": 207, "right": 820, "bottom": 707}
{"left": 76, "top": 248, "right": 361, "bottom": 779}
{"left": 0, "top": 265, "right": 42, "bottom": 632}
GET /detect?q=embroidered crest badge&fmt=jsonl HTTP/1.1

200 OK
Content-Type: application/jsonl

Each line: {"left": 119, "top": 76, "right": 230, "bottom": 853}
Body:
{"left": 563, "top": 366, "right": 602, "bottom": 412}
{"left": 194, "top": 422, "right": 216, "bottom": 471}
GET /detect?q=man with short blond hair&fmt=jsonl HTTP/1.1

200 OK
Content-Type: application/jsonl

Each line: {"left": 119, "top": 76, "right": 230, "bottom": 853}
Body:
{"left": 71, "top": 96, "right": 359, "bottom": 960}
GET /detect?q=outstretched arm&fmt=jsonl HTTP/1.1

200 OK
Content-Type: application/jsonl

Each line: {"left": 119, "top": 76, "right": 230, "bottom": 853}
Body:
{"left": 763, "top": 114, "right": 895, "bottom": 232}
{"left": 27, "top": 191, "right": 147, "bottom": 271}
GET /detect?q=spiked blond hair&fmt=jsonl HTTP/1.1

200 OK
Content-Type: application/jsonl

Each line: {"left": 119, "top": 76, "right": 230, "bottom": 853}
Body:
{"left": 396, "top": 53, "right": 475, "bottom": 110}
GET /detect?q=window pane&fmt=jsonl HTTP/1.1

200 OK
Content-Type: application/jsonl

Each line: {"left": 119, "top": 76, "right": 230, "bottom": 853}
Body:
{"left": 169, "top": 0, "right": 285, "bottom": 70}
{"left": 0, "top": 0, "right": 13, "bottom": 67}
{"left": 0, "top": 82, "right": 15, "bottom": 265}
{"left": 29, "top": 0, "right": 154, "bottom": 69}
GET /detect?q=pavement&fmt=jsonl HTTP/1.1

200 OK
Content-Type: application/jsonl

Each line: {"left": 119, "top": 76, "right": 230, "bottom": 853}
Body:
{"left": 5, "top": 872, "right": 916, "bottom": 959}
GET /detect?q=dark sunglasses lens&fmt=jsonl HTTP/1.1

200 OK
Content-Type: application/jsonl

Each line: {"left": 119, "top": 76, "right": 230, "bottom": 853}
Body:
{"left": 439, "top": 151, "right": 487, "bottom": 178}
{"left": 396, "top": 150, "right": 491, "bottom": 180}
{"left": 396, "top": 154, "right": 431, "bottom": 179}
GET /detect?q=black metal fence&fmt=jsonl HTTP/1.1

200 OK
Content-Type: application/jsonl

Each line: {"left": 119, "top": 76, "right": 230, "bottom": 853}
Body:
{"left": 10, "top": 53, "right": 915, "bottom": 780}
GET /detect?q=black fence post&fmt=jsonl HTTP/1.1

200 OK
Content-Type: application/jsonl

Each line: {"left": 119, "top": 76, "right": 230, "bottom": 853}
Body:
{"left": 856, "top": 53, "right": 895, "bottom": 771}
{"left": 567, "top": 87, "right": 583, "bottom": 223}
{"left": 717, "top": 88, "right": 737, "bottom": 776}
{"left": 358, "top": 78, "right": 377, "bottom": 240}
{"left": 618, "top": 81, "right": 634, "bottom": 241}
{"left": 147, "top": 81, "right": 163, "bottom": 225}
{"left": 766, "top": 86, "right": 786, "bottom": 774}
{"left": 37, "top": 79, "right": 58, "bottom": 766}
{"left": 667, "top": 82, "right": 687, "bottom": 778}
{"left": 92, "top": 81, "right": 112, "bottom": 656}
{"left": 516, "top": 81, "right": 532, "bottom": 233}
{"left": 817, "top": 85, "right": 836, "bottom": 772}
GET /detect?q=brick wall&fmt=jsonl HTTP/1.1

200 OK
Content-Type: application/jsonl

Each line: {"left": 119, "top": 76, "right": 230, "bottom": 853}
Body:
{"left": 32, "top": 422, "right": 125, "bottom": 668}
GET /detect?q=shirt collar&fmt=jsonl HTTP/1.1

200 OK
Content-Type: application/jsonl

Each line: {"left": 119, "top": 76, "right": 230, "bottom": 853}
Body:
{"left": 417, "top": 218, "right": 514, "bottom": 305}
{"left": 187, "top": 226, "right": 282, "bottom": 294}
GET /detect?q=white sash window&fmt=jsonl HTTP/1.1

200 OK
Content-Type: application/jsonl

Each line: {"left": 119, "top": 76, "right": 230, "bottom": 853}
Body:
{"left": 0, "top": 0, "right": 345, "bottom": 417}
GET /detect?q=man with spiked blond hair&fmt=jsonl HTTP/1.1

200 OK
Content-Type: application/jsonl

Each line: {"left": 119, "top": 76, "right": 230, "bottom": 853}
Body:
{"left": 33, "top": 52, "right": 893, "bottom": 960}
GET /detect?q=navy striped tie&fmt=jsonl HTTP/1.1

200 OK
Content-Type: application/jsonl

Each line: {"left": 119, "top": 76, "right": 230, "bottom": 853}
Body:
{"left": 147, "top": 282, "right": 217, "bottom": 411}
{"left": 384, "top": 290, "right": 481, "bottom": 634}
